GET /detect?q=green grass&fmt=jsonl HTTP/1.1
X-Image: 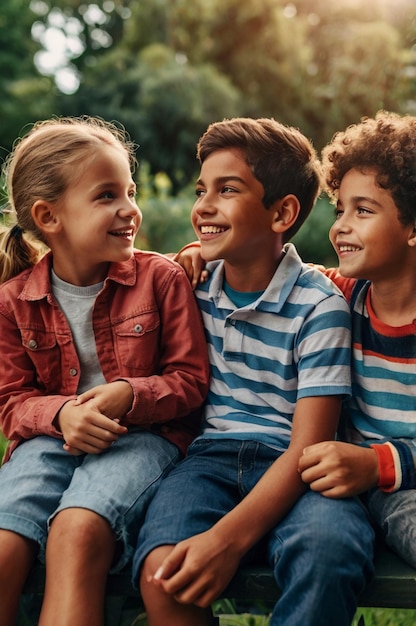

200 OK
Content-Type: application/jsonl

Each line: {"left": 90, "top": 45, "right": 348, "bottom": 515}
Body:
{"left": 217, "top": 609, "right": 416, "bottom": 625}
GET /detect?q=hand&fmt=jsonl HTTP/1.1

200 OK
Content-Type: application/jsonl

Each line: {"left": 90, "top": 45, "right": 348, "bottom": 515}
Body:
{"left": 74, "top": 380, "right": 134, "bottom": 421}
{"left": 174, "top": 245, "right": 209, "bottom": 290}
{"left": 57, "top": 387, "right": 129, "bottom": 455}
{"left": 298, "top": 441, "right": 379, "bottom": 498}
{"left": 63, "top": 418, "right": 124, "bottom": 456}
{"left": 151, "top": 528, "right": 242, "bottom": 608}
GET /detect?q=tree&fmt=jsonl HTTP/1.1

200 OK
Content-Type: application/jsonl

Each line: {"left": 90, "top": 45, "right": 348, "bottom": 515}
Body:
{"left": 60, "top": 43, "right": 241, "bottom": 190}
{"left": 0, "top": 0, "right": 55, "bottom": 160}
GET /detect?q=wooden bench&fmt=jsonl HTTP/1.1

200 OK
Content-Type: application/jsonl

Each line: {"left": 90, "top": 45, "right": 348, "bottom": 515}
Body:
{"left": 17, "top": 544, "right": 416, "bottom": 625}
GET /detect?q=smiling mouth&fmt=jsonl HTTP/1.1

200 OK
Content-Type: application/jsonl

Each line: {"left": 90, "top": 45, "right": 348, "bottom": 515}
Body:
{"left": 200, "top": 225, "right": 227, "bottom": 234}
{"left": 338, "top": 245, "right": 361, "bottom": 253}
{"left": 109, "top": 229, "right": 134, "bottom": 238}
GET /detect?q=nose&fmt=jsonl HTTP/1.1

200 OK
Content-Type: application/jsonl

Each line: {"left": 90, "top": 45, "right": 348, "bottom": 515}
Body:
{"left": 119, "top": 195, "right": 140, "bottom": 217}
{"left": 118, "top": 196, "right": 142, "bottom": 231}
{"left": 334, "top": 213, "right": 350, "bottom": 233}
{"left": 193, "top": 191, "right": 216, "bottom": 217}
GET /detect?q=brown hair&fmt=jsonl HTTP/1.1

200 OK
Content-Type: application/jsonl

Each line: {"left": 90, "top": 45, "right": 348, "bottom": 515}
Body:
{"left": 0, "top": 116, "right": 136, "bottom": 283}
{"left": 321, "top": 110, "right": 416, "bottom": 226}
{"left": 197, "top": 117, "right": 322, "bottom": 242}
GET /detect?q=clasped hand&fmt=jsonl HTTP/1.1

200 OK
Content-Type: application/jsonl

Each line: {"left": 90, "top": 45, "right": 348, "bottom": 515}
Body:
{"left": 57, "top": 381, "right": 132, "bottom": 455}
{"left": 151, "top": 528, "right": 242, "bottom": 608}
{"left": 298, "top": 440, "right": 379, "bottom": 497}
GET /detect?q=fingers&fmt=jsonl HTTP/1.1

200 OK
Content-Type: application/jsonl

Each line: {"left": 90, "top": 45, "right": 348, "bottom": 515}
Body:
{"left": 63, "top": 443, "right": 84, "bottom": 456}
{"left": 63, "top": 413, "right": 127, "bottom": 454}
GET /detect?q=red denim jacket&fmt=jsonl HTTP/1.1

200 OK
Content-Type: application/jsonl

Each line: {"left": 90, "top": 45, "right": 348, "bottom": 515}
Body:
{"left": 0, "top": 250, "right": 209, "bottom": 462}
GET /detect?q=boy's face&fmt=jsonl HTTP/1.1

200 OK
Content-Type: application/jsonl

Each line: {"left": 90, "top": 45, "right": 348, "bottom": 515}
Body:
{"left": 330, "top": 167, "right": 413, "bottom": 282}
{"left": 191, "top": 148, "right": 279, "bottom": 269}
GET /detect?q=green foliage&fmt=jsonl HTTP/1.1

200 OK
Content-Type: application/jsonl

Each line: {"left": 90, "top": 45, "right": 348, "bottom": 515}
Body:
{"left": 59, "top": 43, "right": 241, "bottom": 191}
{"left": 354, "top": 609, "right": 416, "bottom": 626}
{"left": 135, "top": 162, "right": 196, "bottom": 253}
{"left": 292, "top": 195, "right": 338, "bottom": 266}
{"left": 0, "top": 431, "right": 7, "bottom": 463}
{"left": 1, "top": 0, "right": 416, "bottom": 263}
{"left": 217, "top": 609, "right": 416, "bottom": 626}
{"left": 0, "top": 0, "right": 56, "bottom": 156}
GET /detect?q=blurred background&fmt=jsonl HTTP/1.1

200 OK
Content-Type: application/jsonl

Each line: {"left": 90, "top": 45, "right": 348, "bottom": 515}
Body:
{"left": 1, "top": 0, "right": 415, "bottom": 264}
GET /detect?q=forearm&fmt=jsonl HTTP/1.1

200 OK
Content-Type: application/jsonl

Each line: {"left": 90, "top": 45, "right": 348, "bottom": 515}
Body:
{"left": 212, "top": 448, "right": 306, "bottom": 557}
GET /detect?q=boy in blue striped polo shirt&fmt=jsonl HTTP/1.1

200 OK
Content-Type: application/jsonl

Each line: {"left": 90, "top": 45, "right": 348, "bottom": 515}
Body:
{"left": 133, "top": 117, "right": 374, "bottom": 626}
{"left": 299, "top": 111, "right": 416, "bottom": 569}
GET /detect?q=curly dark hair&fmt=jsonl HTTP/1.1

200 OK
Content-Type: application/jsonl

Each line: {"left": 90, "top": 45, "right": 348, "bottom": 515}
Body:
{"left": 321, "top": 110, "right": 416, "bottom": 226}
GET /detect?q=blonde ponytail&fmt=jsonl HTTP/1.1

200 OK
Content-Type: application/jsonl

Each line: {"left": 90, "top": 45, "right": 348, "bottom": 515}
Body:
{"left": 0, "top": 224, "right": 46, "bottom": 284}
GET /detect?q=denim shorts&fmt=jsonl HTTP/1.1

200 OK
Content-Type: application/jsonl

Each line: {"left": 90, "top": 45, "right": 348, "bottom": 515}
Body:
{"left": 0, "top": 431, "right": 181, "bottom": 571}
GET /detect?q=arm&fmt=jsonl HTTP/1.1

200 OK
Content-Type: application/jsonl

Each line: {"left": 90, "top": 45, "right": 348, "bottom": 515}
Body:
{"left": 151, "top": 395, "right": 341, "bottom": 607}
{"left": 0, "top": 309, "right": 71, "bottom": 445}
{"left": 173, "top": 241, "right": 208, "bottom": 289}
{"left": 119, "top": 265, "right": 209, "bottom": 428}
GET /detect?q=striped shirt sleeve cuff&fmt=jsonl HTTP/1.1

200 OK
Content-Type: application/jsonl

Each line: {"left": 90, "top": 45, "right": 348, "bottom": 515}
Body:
{"left": 371, "top": 441, "right": 416, "bottom": 492}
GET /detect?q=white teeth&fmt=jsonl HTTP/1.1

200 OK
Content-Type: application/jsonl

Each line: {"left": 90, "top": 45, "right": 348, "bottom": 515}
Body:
{"left": 339, "top": 245, "right": 360, "bottom": 252}
{"left": 200, "top": 225, "right": 226, "bottom": 234}
{"left": 111, "top": 230, "right": 133, "bottom": 236}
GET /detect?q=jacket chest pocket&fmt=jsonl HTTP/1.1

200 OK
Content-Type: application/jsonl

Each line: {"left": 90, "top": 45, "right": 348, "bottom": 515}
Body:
{"left": 21, "top": 329, "right": 70, "bottom": 389}
{"left": 114, "top": 311, "right": 161, "bottom": 374}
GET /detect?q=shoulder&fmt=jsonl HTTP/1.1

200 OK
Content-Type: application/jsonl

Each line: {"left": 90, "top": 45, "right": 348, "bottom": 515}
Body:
{"left": 130, "top": 249, "right": 193, "bottom": 292}
{"left": 282, "top": 246, "right": 347, "bottom": 310}
{"left": 132, "top": 249, "right": 179, "bottom": 267}
{"left": 1, "top": 253, "right": 53, "bottom": 303}
{"left": 128, "top": 249, "right": 188, "bottom": 280}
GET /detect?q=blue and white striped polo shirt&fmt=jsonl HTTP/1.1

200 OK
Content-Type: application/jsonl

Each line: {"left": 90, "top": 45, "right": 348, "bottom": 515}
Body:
{"left": 195, "top": 243, "right": 352, "bottom": 452}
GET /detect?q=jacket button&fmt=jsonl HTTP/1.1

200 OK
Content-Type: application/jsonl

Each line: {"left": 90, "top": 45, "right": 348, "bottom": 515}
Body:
{"left": 28, "top": 339, "right": 38, "bottom": 350}
{"left": 69, "top": 368, "right": 78, "bottom": 376}
{"left": 133, "top": 324, "right": 143, "bottom": 333}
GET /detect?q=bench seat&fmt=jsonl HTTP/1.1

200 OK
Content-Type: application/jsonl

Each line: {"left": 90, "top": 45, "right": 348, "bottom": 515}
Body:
{"left": 18, "top": 544, "right": 416, "bottom": 624}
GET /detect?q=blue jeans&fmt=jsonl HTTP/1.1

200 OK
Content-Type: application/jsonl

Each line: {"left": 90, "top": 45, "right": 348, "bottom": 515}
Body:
{"left": 0, "top": 431, "right": 181, "bottom": 571}
{"left": 134, "top": 438, "right": 375, "bottom": 626}
{"left": 367, "top": 487, "right": 416, "bottom": 568}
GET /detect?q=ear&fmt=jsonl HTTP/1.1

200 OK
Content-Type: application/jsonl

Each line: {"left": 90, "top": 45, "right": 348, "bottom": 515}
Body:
{"left": 408, "top": 223, "right": 416, "bottom": 247}
{"left": 31, "top": 200, "right": 61, "bottom": 235}
{"left": 270, "top": 194, "right": 301, "bottom": 234}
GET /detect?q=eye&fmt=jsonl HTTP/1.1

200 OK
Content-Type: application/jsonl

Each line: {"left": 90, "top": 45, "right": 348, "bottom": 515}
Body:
{"left": 334, "top": 208, "right": 343, "bottom": 220}
{"left": 98, "top": 191, "right": 114, "bottom": 200}
{"left": 357, "top": 206, "right": 372, "bottom": 215}
{"left": 221, "top": 186, "right": 237, "bottom": 194}
{"left": 195, "top": 188, "right": 206, "bottom": 197}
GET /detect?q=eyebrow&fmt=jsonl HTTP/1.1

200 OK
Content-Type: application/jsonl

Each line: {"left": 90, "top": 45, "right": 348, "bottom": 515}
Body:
{"left": 338, "top": 195, "right": 383, "bottom": 208}
{"left": 92, "top": 181, "right": 136, "bottom": 192}
{"left": 196, "top": 175, "right": 247, "bottom": 186}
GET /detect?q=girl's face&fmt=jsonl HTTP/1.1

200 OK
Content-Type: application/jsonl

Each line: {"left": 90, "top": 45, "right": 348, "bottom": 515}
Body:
{"left": 329, "top": 167, "right": 414, "bottom": 283}
{"left": 45, "top": 144, "right": 141, "bottom": 285}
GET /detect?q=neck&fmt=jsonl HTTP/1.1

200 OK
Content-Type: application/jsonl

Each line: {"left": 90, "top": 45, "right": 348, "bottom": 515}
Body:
{"left": 370, "top": 275, "right": 416, "bottom": 326}
{"left": 223, "top": 250, "right": 285, "bottom": 292}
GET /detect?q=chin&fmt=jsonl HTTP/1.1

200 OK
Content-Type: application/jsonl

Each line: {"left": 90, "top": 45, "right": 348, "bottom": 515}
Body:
{"left": 200, "top": 246, "right": 218, "bottom": 263}
{"left": 339, "top": 264, "right": 369, "bottom": 280}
